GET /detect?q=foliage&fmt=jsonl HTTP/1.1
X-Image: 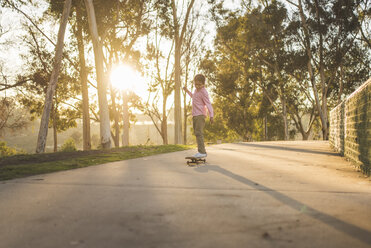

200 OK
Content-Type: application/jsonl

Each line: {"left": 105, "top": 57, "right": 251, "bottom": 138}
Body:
{"left": 70, "top": 131, "right": 82, "bottom": 146}
{"left": 17, "top": 25, "right": 81, "bottom": 135}
{"left": 91, "top": 134, "right": 100, "bottom": 149}
{"left": 286, "top": 0, "right": 371, "bottom": 138}
{"left": 204, "top": 113, "right": 240, "bottom": 143}
{"left": 61, "top": 138, "right": 77, "bottom": 152}
{"left": 0, "top": 97, "right": 29, "bottom": 136}
{"left": 0, "top": 141, "right": 18, "bottom": 157}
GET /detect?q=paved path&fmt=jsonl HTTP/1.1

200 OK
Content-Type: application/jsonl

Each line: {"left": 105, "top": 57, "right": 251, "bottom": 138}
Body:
{"left": 0, "top": 141, "right": 370, "bottom": 248}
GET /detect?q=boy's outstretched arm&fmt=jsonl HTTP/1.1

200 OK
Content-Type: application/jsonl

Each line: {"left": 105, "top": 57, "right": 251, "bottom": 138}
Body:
{"left": 183, "top": 86, "right": 192, "bottom": 97}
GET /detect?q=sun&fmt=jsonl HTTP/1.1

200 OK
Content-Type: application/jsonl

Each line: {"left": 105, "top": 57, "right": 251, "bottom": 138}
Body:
{"left": 110, "top": 64, "right": 148, "bottom": 98}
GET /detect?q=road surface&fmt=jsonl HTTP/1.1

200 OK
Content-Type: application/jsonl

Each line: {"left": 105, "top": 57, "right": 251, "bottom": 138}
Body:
{"left": 0, "top": 141, "right": 370, "bottom": 248}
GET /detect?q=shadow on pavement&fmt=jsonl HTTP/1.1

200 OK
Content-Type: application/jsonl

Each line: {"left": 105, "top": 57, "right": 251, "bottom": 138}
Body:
{"left": 194, "top": 164, "right": 371, "bottom": 246}
{"left": 234, "top": 143, "right": 340, "bottom": 157}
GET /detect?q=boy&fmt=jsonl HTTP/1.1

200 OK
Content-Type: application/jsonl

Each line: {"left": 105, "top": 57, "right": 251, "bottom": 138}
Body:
{"left": 183, "top": 74, "right": 214, "bottom": 158}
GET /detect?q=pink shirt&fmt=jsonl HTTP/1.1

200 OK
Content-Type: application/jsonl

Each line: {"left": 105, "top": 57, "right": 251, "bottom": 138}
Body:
{"left": 186, "top": 88, "right": 214, "bottom": 117}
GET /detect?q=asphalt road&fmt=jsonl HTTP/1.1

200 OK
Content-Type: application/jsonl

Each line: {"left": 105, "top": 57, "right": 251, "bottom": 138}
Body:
{"left": 0, "top": 141, "right": 370, "bottom": 248}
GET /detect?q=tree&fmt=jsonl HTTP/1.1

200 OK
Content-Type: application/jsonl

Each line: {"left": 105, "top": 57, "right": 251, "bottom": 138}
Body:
{"left": 0, "top": 96, "right": 29, "bottom": 137}
{"left": 84, "top": 0, "right": 111, "bottom": 149}
{"left": 36, "top": 0, "right": 72, "bottom": 153}
{"left": 157, "top": 0, "right": 196, "bottom": 144}
{"left": 75, "top": 1, "right": 91, "bottom": 150}
{"left": 201, "top": 47, "right": 260, "bottom": 141}
{"left": 100, "top": 0, "right": 152, "bottom": 147}
{"left": 244, "top": 2, "right": 291, "bottom": 140}
{"left": 203, "top": 98, "right": 241, "bottom": 143}
{"left": 208, "top": 0, "right": 370, "bottom": 141}
{"left": 17, "top": 25, "right": 81, "bottom": 152}
{"left": 181, "top": 6, "right": 208, "bottom": 144}
{"left": 286, "top": 0, "right": 371, "bottom": 139}
{"left": 136, "top": 23, "right": 175, "bottom": 145}
{"left": 357, "top": 0, "right": 371, "bottom": 49}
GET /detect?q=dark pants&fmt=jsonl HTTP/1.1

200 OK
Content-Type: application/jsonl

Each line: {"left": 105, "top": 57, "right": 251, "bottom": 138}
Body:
{"left": 193, "top": 115, "right": 206, "bottom": 154}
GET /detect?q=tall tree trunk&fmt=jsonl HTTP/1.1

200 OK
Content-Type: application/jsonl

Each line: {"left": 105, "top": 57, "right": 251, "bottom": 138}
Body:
{"left": 76, "top": 4, "right": 91, "bottom": 151}
{"left": 183, "top": 62, "right": 189, "bottom": 145}
{"left": 36, "top": 0, "right": 72, "bottom": 153}
{"left": 122, "top": 90, "right": 129, "bottom": 146}
{"left": 173, "top": 44, "right": 182, "bottom": 144}
{"left": 162, "top": 117, "right": 168, "bottom": 145}
{"left": 52, "top": 103, "right": 58, "bottom": 152}
{"left": 322, "top": 93, "right": 329, "bottom": 140}
{"left": 338, "top": 64, "right": 344, "bottom": 105}
{"left": 183, "top": 91, "right": 187, "bottom": 144}
{"left": 110, "top": 84, "right": 120, "bottom": 147}
{"left": 298, "top": 0, "right": 327, "bottom": 141}
{"left": 316, "top": 0, "right": 329, "bottom": 140}
{"left": 171, "top": 0, "right": 195, "bottom": 145}
{"left": 84, "top": 0, "right": 111, "bottom": 149}
{"left": 162, "top": 97, "right": 168, "bottom": 145}
{"left": 281, "top": 96, "right": 288, "bottom": 140}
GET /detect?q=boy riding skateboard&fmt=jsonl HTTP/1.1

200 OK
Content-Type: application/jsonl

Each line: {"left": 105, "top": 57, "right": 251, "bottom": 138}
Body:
{"left": 183, "top": 74, "right": 214, "bottom": 159}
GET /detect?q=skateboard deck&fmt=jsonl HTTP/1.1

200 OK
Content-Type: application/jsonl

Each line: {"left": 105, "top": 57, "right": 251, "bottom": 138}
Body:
{"left": 185, "top": 156, "right": 206, "bottom": 166}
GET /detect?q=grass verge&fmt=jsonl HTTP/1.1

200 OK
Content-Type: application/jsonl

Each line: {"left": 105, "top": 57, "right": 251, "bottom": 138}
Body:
{"left": 0, "top": 145, "right": 192, "bottom": 181}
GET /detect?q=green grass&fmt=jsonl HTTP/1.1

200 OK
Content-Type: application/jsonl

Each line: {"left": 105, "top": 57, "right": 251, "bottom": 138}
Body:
{"left": 0, "top": 145, "right": 192, "bottom": 181}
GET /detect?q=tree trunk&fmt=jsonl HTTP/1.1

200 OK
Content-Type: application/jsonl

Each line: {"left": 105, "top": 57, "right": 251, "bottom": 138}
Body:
{"left": 162, "top": 97, "right": 168, "bottom": 145}
{"left": 322, "top": 93, "right": 329, "bottom": 140}
{"left": 183, "top": 93, "right": 187, "bottom": 144}
{"left": 298, "top": 0, "right": 327, "bottom": 141}
{"left": 281, "top": 95, "right": 288, "bottom": 140}
{"left": 84, "top": 0, "right": 111, "bottom": 149}
{"left": 110, "top": 84, "right": 120, "bottom": 147}
{"left": 76, "top": 5, "right": 91, "bottom": 151}
{"left": 316, "top": 0, "right": 329, "bottom": 140}
{"left": 162, "top": 116, "right": 168, "bottom": 145}
{"left": 183, "top": 63, "right": 190, "bottom": 145}
{"left": 264, "top": 115, "right": 268, "bottom": 141}
{"left": 122, "top": 91, "right": 129, "bottom": 146}
{"left": 173, "top": 44, "right": 182, "bottom": 144}
{"left": 35, "top": 0, "right": 72, "bottom": 153}
{"left": 52, "top": 103, "right": 58, "bottom": 152}
{"left": 171, "top": 0, "right": 195, "bottom": 145}
{"left": 338, "top": 64, "right": 344, "bottom": 105}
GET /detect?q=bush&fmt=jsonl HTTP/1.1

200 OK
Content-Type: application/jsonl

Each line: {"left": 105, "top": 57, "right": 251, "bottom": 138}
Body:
{"left": 0, "top": 141, "right": 17, "bottom": 157}
{"left": 61, "top": 138, "right": 77, "bottom": 152}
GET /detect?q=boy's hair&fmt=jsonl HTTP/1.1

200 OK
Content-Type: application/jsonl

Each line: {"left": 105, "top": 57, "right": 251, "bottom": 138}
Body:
{"left": 194, "top": 74, "right": 205, "bottom": 84}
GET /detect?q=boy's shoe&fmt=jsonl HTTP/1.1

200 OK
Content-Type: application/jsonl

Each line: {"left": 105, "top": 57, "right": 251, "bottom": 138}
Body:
{"left": 194, "top": 153, "right": 207, "bottom": 158}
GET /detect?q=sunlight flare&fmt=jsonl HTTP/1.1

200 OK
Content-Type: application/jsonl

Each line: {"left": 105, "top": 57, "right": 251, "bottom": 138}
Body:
{"left": 110, "top": 64, "right": 148, "bottom": 98}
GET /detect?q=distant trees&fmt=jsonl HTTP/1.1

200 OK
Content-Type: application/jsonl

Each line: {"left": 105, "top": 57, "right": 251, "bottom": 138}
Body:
{"left": 286, "top": 0, "right": 371, "bottom": 139}
{"left": 0, "top": 97, "right": 29, "bottom": 137}
{"left": 203, "top": 0, "right": 370, "bottom": 141}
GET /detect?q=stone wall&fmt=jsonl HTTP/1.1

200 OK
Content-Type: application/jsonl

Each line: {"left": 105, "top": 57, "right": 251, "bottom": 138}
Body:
{"left": 329, "top": 78, "right": 371, "bottom": 175}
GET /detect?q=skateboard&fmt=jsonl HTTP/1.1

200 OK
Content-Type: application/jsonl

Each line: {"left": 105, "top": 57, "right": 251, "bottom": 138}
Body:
{"left": 185, "top": 156, "right": 206, "bottom": 166}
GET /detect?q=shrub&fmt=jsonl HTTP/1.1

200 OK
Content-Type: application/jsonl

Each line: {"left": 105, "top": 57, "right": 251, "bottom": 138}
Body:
{"left": 61, "top": 138, "right": 77, "bottom": 152}
{"left": 0, "top": 141, "right": 17, "bottom": 157}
